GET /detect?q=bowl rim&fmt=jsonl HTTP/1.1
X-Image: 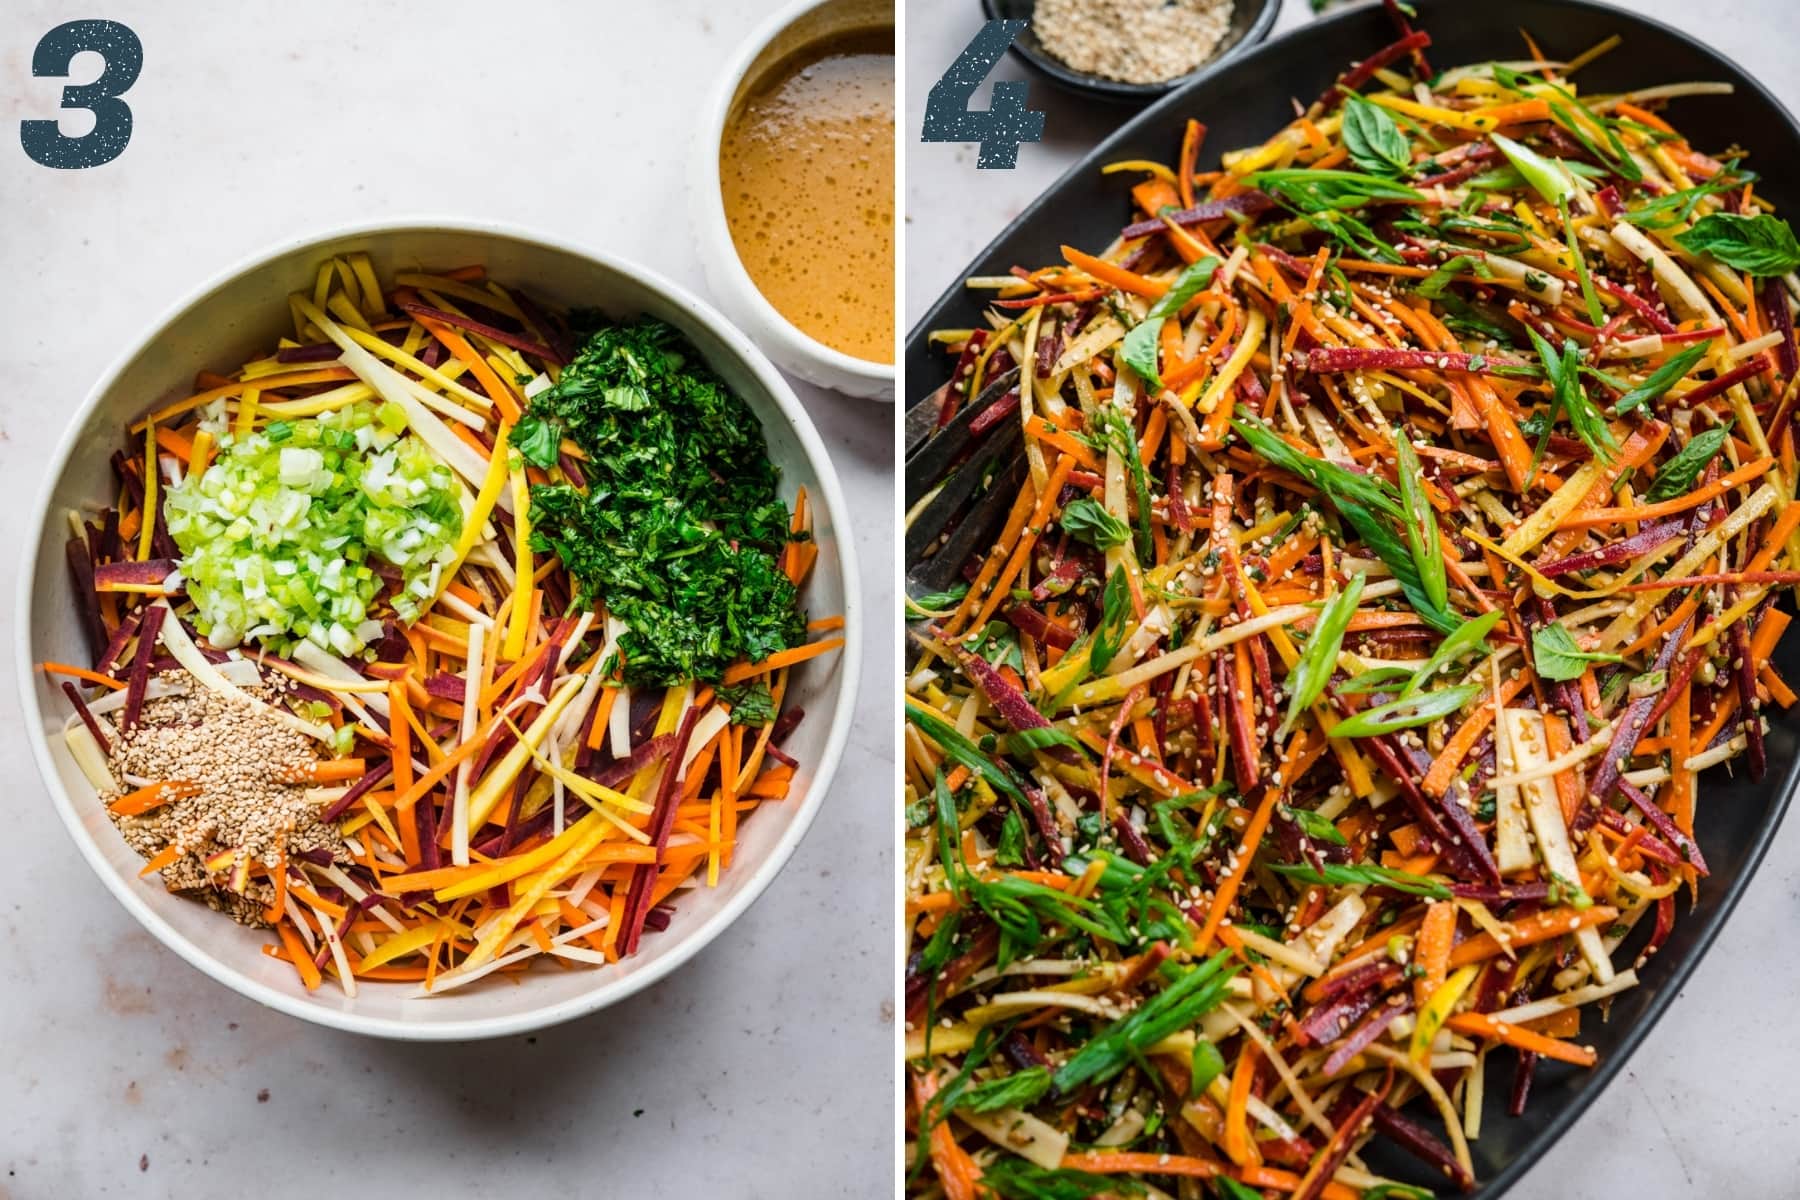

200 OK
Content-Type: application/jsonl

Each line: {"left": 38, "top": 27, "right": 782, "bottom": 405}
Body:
{"left": 978, "top": 0, "right": 1281, "bottom": 102}
{"left": 15, "top": 214, "right": 864, "bottom": 1041}
{"left": 693, "top": 0, "right": 896, "bottom": 389}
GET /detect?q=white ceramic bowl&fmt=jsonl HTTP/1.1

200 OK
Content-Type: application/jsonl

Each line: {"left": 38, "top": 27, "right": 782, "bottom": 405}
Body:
{"left": 17, "top": 219, "right": 862, "bottom": 1040}
{"left": 691, "top": 0, "right": 895, "bottom": 400}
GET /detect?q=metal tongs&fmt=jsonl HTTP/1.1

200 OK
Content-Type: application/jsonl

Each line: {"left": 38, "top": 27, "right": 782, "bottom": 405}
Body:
{"left": 903, "top": 367, "right": 1026, "bottom": 603}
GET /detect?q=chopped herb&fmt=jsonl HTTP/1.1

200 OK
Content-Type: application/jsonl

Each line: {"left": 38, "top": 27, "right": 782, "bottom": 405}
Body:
{"left": 523, "top": 317, "right": 803, "bottom": 685}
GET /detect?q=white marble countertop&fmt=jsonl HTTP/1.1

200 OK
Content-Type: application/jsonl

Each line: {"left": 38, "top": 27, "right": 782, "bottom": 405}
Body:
{"left": 907, "top": 1, "right": 1800, "bottom": 1195}
{"left": 0, "top": 2, "right": 892, "bottom": 1196}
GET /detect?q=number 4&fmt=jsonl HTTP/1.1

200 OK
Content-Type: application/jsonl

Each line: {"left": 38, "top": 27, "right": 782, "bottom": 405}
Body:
{"left": 921, "top": 20, "right": 1045, "bottom": 170}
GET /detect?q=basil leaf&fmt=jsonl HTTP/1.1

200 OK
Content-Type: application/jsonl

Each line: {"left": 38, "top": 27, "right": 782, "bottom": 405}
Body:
{"left": 1532, "top": 622, "right": 1624, "bottom": 681}
{"left": 1401, "top": 609, "right": 1503, "bottom": 698}
{"left": 1344, "top": 97, "right": 1412, "bottom": 178}
{"left": 1327, "top": 683, "right": 1483, "bottom": 739}
{"left": 1675, "top": 213, "right": 1800, "bottom": 277}
{"left": 1060, "top": 496, "right": 1130, "bottom": 550}
{"left": 1646, "top": 424, "right": 1731, "bottom": 503}
{"left": 1394, "top": 435, "right": 1446, "bottom": 614}
{"left": 1615, "top": 340, "right": 1713, "bottom": 416}
{"left": 1088, "top": 565, "right": 1132, "bottom": 675}
{"left": 1288, "top": 806, "right": 1348, "bottom": 846}
{"left": 958, "top": 1067, "right": 1052, "bottom": 1114}
{"left": 718, "top": 681, "right": 776, "bottom": 726}
{"left": 1280, "top": 573, "right": 1365, "bottom": 738}
{"left": 1269, "top": 860, "right": 1452, "bottom": 899}
{"left": 905, "top": 581, "right": 969, "bottom": 616}
{"left": 1119, "top": 255, "right": 1220, "bottom": 390}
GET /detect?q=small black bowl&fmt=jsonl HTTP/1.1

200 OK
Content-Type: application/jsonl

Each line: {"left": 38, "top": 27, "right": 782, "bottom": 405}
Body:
{"left": 979, "top": 0, "right": 1280, "bottom": 103}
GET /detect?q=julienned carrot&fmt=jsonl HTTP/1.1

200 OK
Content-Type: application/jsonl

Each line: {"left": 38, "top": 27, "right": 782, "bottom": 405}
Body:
{"left": 720, "top": 636, "right": 846, "bottom": 684}
{"left": 1415, "top": 900, "right": 1456, "bottom": 1004}
{"left": 276, "top": 921, "right": 323, "bottom": 991}
{"left": 41, "top": 662, "right": 127, "bottom": 690}
{"left": 280, "top": 759, "right": 366, "bottom": 784}
{"left": 409, "top": 311, "right": 523, "bottom": 423}
{"left": 1448, "top": 906, "right": 1619, "bottom": 968}
{"left": 1558, "top": 456, "right": 1775, "bottom": 528}
{"left": 1062, "top": 244, "right": 1164, "bottom": 298}
{"left": 108, "top": 781, "right": 198, "bottom": 816}
{"left": 1195, "top": 737, "right": 1298, "bottom": 953}
{"left": 1060, "top": 1151, "right": 1222, "bottom": 1179}
{"left": 1423, "top": 673, "right": 1530, "bottom": 796}
{"left": 1446, "top": 1011, "right": 1598, "bottom": 1067}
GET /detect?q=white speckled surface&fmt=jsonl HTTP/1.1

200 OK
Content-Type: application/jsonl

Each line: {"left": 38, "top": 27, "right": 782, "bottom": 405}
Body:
{"left": 905, "top": 1, "right": 1800, "bottom": 1195}
{"left": 0, "top": 2, "right": 892, "bottom": 1195}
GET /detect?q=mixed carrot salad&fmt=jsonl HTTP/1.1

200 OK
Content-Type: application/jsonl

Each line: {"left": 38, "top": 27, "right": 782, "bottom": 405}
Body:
{"left": 47, "top": 254, "right": 842, "bottom": 996}
{"left": 906, "top": 10, "right": 1798, "bottom": 1198}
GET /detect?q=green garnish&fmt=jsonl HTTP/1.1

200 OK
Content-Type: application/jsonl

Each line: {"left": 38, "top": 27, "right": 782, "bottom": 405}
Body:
{"left": 1119, "top": 256, "right": 1220, "bottom": 391}
{"left": 1050, "top": 951, "right": 1238, "bottom": 1093}
{"left": 1269, "top": 861, "right": 1452, "bottom": 899}
{"left": 1615, "top": 340, "right": 1714, "bottom": 416}
{"left": 1674, "top": 212, "right": 1800, "bottom": 277}
{"left": 1400, "top": 609, "right": 1503, "bottom": 698}
{"left": 1532, "top": 622, "right": 1624, "bottom": 681}
{"left": 1328, "top": 683, "right": 1483, "bottom": 738}
{"left": 520, "top": 316, "right": 805, "bottom": 685}
{"left": 1646, "top": 424, "right": 1732, "bottom": 502}
{"left": 165, "top": 402, "right": 461, "bottom": 655}
{"left": 1060, "top": 496, "right": 1131, "bottom": 550}
{"left": 1279, "top": 572, "right": 1365, "bottom": 738}
{"left": 1393, "top": 434, "right": 1446, "bottom": 614}
{"left": 718, "top": 681, "right": 776, "bottom": 726}
{"left": 1343, "top": 97, "right": 1413, "bottom": 178}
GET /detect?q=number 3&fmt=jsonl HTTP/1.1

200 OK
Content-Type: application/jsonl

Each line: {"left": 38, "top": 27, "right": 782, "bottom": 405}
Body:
{"left": 20, "top": 20, "right": 143, "bottom": 169}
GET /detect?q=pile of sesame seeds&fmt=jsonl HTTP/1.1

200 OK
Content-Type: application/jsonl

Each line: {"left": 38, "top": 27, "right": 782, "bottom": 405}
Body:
{"left": 106, "top": 674, "right": 345, "bottom": 925}
{"left": 1033, "top": 0, "right": 1235, "bottom": 86}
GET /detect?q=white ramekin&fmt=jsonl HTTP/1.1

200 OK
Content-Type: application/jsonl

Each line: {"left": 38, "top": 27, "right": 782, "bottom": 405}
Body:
{"left": 17, "top": 218, "right": 862, "bottom": 1040}
{"left": 691, "top": 0, "right": 895, "bottom": 400}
